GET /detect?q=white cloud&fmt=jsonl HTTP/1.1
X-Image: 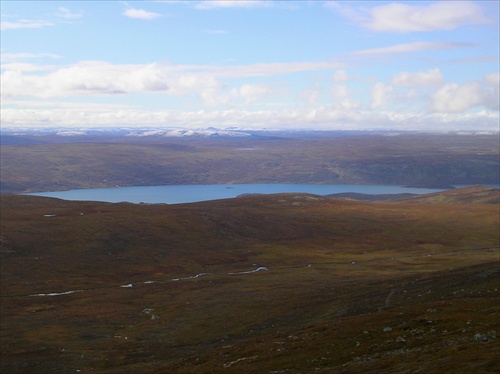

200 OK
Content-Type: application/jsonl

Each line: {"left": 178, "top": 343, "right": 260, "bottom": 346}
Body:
{"left": 194, "top": 1, "right": 273, "bottom": 10}
{"left": 332, "top": 69, "right": 349, "bottom": 83}
{"left": 485, "top": 73, "right": 500, "bottom": 86}
{"left": 123, "top": 8, "right": 161, "bottom": 20}
{"left": 2, "top": 57, "right": 498, "bottom": 131}
{"left": 1, "top": 19, "right": 53, "bottom": 30}
{"left": 0, "top": 60, "right": 344, "bottom": 99}
{"left": 371, "top": 82, "right": 393, "bottom": 108}
{"left": 329, "top": 1, "right": 490, "bottom": 32}
{"left": 2, "top": 105, "right": 498, "bottom": 131}
{"left": 0, "top": 61, "right": 171, "bottom": 98}
{"left": 299, "top": 83, "right": 321, "bottom": 106}
{"left": 1, "top": 8, "right": 82, "bottom": 31}
{"left": 349, "top": 42, "right": 471, "bottom": 57}
{"left": 178, "top": 81, "right": 273, "bottom": 107}
{"left": 173, "top": 74, "right": 219, "bottom": 94}
{"left": 55, "top": 7, "right": 83, "bottom": 19}
{"left": 484, "top": 73, "right": 500, "bottom": 111}
{"left": 331, "top": 71, "right": 355, "bottom": 104}
{"left": 1, "top": 53, "right": 62, "bottom": 62}
{"left": 324, "top": 1, "right": 367, "bottom": 24}
{"left": 204, "top": 29, "right": 227, "bottom": 34}
{"left": 209, "top": 61, "right": 344, "bottom": 78}
{"left": 1, "top": 59, "right": 285, "bottom": 107}
{"left": 0, "top": 62, "right": 59, "bottom": 73}
{"left": 237, "top": 83, "right": 272, "bottom": 104}
{"left": 391, "top": 68, "right": 443, "bottom": 87}
{"left": 331, "top": 85, "right": 349, "bottom": 100}
{"left": 367, "top": 1, "right": 490, "bottom": 32}
{"left": 431, "top": 80, "right": 499, "bottom": 113}
{"left": 174, "top": 74, "right": 230, "bottom": 106}
{"left": 1, "top": 53, "right": 62, "bottom": 72}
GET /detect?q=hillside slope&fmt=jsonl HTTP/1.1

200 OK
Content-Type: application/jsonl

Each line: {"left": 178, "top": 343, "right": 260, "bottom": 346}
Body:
{"left": 1, "top": 132, "right": 498, "bottom": 193}
{"left": 396, "top": 185, "right": 500, "bottom": 205}
{"left": 1, "top": 191, "right": 499, "bottom": 373}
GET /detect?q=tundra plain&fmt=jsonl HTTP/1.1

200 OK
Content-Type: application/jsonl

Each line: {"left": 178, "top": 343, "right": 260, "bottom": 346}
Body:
{"left": 1, "top": 186, "right": 499, "bottom": 373}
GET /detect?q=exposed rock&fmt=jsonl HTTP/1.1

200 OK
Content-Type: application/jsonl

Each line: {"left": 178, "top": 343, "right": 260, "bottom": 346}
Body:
{"left": 473, "top": 331, "right": 497, "bottom": 343}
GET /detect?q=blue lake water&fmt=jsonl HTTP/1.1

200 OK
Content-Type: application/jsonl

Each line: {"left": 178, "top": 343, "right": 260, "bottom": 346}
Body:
{"left": 27, "top": 184, "right": 455, "bottom": 204}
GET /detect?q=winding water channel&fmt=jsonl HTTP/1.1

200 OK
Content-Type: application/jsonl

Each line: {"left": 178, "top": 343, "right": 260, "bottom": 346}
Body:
{"left": 22, "top": 247, "right": 498, "bottom": 298}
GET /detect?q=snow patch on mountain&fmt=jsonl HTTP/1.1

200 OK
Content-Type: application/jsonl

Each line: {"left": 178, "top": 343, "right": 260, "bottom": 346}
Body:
{"left": 125, "top": 128, "right": 251, "bottom": 137}
{"left": 55, "top": 130, "right": 88, "bottom": 136}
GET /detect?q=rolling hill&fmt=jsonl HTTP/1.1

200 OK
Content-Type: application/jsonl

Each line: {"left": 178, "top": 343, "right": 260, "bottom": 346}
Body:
{"left": 1, "top": 187, "right": 498, "bottom": 373}
{"left": 1, "top": 132, "right": 498, "bottom": 193}
{"left": 396, "top": 185, "right": 500, "bottom": 205}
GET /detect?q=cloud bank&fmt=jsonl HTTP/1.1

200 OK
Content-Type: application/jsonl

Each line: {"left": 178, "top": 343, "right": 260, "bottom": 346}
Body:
{"left": 194, "top": 1, "right": 273, "bottom": 10}
{"left": 2, "top": 104, "right": 497, "bottom": 132}
{"left": 1, "top": 57, "right": 498, "bottom": 131}
{"left": 328, "top": 1, "right": 491, "bottom": 32}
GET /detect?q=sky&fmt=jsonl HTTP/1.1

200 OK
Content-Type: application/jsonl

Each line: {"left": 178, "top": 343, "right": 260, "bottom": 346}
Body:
{"left": 1, "top": 0, "right": 499, "bottom": 131}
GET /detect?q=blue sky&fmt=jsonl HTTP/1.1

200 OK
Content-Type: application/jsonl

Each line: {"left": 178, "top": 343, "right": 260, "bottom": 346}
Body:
{"left": 1, "top": 0, "right": 499, "bottom": 131}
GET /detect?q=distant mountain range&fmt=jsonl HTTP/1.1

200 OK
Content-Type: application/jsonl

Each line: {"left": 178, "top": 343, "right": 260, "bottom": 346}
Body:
{"left": 1, "top": 131, "right": 498, "bottom": 194}
{"left": 1, "top": 126, "right": 256, "bottom": 138}
{"left": 125, "top": 128, "right": 251, "bottom": 137}
{"left": 1, "top": 126, "right": 498, "bottom": 139}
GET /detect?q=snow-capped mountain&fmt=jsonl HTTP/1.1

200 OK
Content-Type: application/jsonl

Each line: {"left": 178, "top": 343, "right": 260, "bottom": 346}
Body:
{"left": 125, "top": 128, "right": 251, "bottom": 137}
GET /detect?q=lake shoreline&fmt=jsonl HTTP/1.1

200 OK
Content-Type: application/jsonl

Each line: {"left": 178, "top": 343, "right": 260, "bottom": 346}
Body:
{"left": 23, "top": 183, "right": 463, "bottom": 205}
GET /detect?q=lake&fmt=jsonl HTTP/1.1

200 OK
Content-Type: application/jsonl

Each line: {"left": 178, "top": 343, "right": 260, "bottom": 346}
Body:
{"left": 27, "top": 184, "right": 454, "bottom": 204}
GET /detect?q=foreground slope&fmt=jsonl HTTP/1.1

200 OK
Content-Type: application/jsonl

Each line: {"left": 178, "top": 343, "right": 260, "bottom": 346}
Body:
{"left": 1, "top": 190, "right": 499, "bottom": 373}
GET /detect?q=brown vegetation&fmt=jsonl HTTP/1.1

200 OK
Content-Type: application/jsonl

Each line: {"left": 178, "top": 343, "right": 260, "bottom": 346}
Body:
{"left": 397, "top": 185, "right": 500, "bottom": 205}
{"left": 1, "top": 132, "right": 498, "bottom": 193}
{"left": 1, "top": 188, "right": 499, "bottom": 373}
